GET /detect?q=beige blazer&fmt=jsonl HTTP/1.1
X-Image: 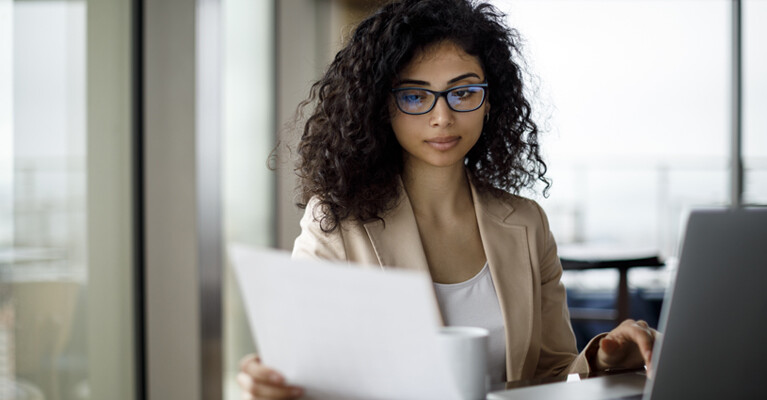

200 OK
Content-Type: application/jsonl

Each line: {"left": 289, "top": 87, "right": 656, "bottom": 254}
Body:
{"left": 292, "top": 179, "right": 599, "bottom": 381}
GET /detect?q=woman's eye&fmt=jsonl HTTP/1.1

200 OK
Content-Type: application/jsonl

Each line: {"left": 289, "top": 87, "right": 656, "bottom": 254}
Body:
{"left": 400, "top": 91, "right": 426, "bottom": 104}
{"left": 452, "top": 89, "right": 474, "bottom": 99}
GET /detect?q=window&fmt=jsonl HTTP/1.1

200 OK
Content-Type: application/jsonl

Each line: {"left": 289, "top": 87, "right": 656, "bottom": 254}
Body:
{"left": 493, "top": 0, "right": 735, "bottom": 258}
{"left": 222, "top": 0, "right": 275, "bottom": 399}
{"left": 1, "top": 1, "right": 135, "bottom": 399}
{"left": 744, "top": 0, "right": 767, "bottom": 205}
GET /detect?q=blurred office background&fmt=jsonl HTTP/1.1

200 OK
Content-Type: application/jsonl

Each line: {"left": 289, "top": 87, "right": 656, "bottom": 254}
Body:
{"left": 0, "top": 0, "right": 764, "bottom": 399}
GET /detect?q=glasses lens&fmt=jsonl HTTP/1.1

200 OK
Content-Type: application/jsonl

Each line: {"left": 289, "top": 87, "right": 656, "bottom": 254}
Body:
{"left": 395, "top": 89, "right": 435, "bottom": 114}
{"left": 447, "top": 86, "right": 485, "bottom": 111}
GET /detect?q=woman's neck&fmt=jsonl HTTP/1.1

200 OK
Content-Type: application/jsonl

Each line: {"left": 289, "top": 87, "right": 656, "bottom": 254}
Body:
{"left": 401, "top": 158, "right": 473, "bottom": 220}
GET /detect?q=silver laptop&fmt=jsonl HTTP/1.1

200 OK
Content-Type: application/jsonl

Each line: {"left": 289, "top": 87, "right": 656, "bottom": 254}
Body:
{"left": 488, "top": 207, "right": 767, "bottom": 400}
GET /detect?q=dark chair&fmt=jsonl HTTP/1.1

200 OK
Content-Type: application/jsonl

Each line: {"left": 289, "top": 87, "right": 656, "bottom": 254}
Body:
{"left": 559, "top": 245, "right": 664, "bottom": 326}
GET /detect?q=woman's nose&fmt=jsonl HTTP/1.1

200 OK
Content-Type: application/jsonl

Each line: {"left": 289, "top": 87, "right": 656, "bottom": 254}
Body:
{"left": 428, "top": 96, "right": 454, "bottom": 127}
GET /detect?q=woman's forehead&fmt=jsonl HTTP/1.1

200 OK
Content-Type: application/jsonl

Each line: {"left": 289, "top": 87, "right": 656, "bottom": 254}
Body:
{"left": 397, "top": 41, "right": 484, "bottom": 84}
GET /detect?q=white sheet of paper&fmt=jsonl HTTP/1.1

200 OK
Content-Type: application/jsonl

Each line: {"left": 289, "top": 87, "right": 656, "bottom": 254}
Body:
{"left": 230, "top": 245, "right": 461, "bottom": 400}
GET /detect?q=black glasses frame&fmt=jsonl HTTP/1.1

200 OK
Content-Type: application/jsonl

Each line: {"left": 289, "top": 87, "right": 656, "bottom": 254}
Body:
{"left": 391, "top": 83, "right": 489, "bottom": 115}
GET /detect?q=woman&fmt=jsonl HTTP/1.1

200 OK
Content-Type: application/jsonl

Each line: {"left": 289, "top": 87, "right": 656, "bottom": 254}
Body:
{"left": 239, "top": 0, "right": 656, "bottom": 398}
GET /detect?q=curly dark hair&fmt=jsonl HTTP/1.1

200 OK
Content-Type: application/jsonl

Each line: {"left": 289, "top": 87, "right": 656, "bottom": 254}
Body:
{"left": 297, "top": 0, "right": 550, "bottom": 232}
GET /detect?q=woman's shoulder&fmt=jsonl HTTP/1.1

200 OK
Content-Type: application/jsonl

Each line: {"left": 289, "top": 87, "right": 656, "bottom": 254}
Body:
{"left": 294, "top": 196, "right": 366, "bottom": 249}
{"left": 293, "top": 197, "right": 346, "bottom": 260}
{"left": 302, "top": 196, "right": 367, "bottom": 229}
{"left": 293, "top": 196, "right": 379, "bottom": 264}
{"left": 481, "top": 185, "right": 544, "bottom": 211}
{"left": 477, "top": 186, "right": 550, "bottom": 228}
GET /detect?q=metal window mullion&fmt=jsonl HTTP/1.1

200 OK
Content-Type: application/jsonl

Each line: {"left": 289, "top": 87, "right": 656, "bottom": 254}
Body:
{"left": 144, "top": 0, "right": 222, "bottom": 398}
{"left": 196, "top": 0, "right": 223, "bottom": 398}
{"left": 731, "top": 0, "right": 743, "bottom": 208}
{"left": 132, "top": 0, "right": 146, "bottom": 397}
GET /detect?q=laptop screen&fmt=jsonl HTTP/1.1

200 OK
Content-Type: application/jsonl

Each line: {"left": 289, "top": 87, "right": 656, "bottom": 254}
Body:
{"left": 647, "top": 208, "right": 767, "bottom": 399}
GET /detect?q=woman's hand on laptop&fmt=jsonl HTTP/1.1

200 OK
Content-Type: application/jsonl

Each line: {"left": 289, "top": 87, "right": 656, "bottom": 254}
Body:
{"left": 594, "top": 319, "right": 658, "bottom": 375}
{"left": 237, "top": 354, "right": 304, "bottom": 399}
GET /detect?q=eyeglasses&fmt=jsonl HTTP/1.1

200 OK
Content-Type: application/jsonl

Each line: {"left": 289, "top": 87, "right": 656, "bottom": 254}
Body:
{"left": 391, "top": 83, "right": 488, "bottom": 115}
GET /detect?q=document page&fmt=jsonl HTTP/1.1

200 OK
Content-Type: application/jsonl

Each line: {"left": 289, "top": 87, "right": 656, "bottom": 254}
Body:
{"left": 230, "top": 245, "right": 458, "bottom": 400}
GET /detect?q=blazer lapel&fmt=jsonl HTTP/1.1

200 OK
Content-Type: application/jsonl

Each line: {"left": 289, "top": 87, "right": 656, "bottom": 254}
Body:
{"left": 471, "top": 182, "right": 535, "bottom": 381}
{"left": 362, "top": 185, "right": 430, "bottom": 274}
{"left": 363, "top": 178, "right": 535, "bottom": 379}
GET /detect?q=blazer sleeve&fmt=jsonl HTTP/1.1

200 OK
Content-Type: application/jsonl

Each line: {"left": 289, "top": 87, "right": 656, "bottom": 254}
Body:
{"left": 291, "top": 197, "right": 348, "bottom": 261}
{"left": 531, "top": 200, "right": 602, "bottom": 377}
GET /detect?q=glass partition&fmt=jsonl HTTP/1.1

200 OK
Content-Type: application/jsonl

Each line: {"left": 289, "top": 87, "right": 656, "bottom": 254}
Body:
{"left": 744, "top": 0, "right": 767, "bottom": 205}
{"left": 0, "top": 1, "right": 135, "bottom": 399}
{"left": 222, "top": 0, "right": 274, "bottom": 399}
{"left": 493, "top": 0, "right": 731, "bottom": 257}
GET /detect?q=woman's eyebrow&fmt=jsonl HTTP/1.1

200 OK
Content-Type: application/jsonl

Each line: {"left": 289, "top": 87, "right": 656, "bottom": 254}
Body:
{"left": 397, "top": 78, "right": 429, "bottom": 86}
{"left": 447, "top": 72, "right": 481, "bottom": 84}
{"left": 396, "top": 72, "right": 482, "bottom": 87}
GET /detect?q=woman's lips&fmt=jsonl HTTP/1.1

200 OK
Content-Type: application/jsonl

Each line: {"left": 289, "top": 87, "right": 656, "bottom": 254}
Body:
{"left": 425, "top": 136, "right": 460, "bottom": 151}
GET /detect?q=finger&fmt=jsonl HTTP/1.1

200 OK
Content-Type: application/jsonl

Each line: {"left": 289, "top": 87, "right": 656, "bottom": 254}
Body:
{"left": 599, "top": 323, "right": 634, "bottom": 353}
{"left": 599, "top": 336, "right": 620, "bottom": 355}
{"left": 240, "top": 354, "right": 261, "bottom": 372}
{"left": 238, "top": 371, "right": 303, "bottom": 400}
{"left": 597, "top": 335, "right": 634, "bottom": 368}
{"left": 610, "top": 320, "right": 653, "bottom": 346}
{"left": 253, "top": 382, "right": 304, "bottom": 399}
{"left": 237, "top": 372, "right": 257, "bottom": 395}
{"left": 242, "top": 360, "right": 286, "bottom": 386}
{"left": 596, "top": 320, "right": 651, "bottom": 369}
{"left": 623, "top": 322, "right": 655, "bottom": 366}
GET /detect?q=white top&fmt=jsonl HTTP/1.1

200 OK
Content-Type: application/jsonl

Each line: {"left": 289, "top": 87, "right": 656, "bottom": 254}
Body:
{"left": 433, "top": 262, "right": 507, "bottom": 384}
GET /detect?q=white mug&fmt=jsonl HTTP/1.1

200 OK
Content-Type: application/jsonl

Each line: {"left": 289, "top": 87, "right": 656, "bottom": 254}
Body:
{"left": 436, "top": 326, "right": 489, "bottom": 400}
